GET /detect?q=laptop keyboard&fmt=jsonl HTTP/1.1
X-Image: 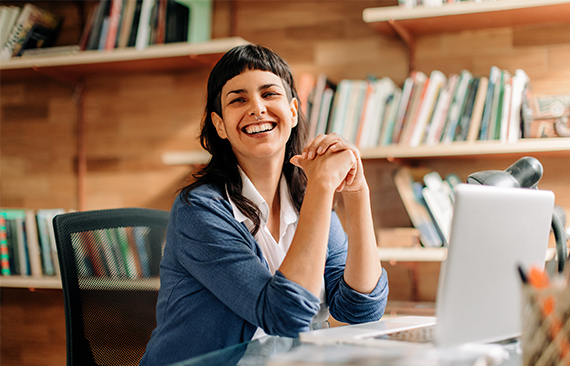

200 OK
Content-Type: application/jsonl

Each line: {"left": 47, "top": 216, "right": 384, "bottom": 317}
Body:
{"left": 373, "top": 325, "right": 436, "bottom": 343}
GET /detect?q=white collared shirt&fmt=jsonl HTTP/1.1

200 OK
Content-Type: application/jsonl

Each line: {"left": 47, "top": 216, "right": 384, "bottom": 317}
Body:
{"left": 227, "top": 168, "right": 328, "bottom": 338}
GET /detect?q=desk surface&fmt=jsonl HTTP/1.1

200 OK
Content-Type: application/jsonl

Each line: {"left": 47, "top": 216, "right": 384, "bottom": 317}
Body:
{"left": 170, "top": 334, "right": 523, "bottom": 366}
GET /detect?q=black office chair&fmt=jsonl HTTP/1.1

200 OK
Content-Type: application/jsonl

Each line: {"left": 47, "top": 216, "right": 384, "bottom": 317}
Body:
{"left": 53, "top": 208, "right": 169, "bottom": 366}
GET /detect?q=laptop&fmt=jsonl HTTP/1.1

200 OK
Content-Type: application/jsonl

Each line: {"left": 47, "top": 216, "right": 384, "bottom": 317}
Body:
{"left": 300, "top": 183, "right": 555, "bottom": 347}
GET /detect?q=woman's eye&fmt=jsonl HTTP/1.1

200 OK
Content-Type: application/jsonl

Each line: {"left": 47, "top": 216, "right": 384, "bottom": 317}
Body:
{"left": 229, "top": 97, "right": 245, "bottom": 104}
{"left": 263, "top": 91, "right": 278, "bottom": 98}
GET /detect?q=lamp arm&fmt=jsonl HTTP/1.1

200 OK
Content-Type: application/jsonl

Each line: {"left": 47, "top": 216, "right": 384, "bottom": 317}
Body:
{"left": 552, "top": 211, "right": 568, "bottom": 273}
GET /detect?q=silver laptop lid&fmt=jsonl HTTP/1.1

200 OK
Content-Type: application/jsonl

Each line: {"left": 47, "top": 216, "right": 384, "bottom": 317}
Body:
{"left": 435, "top": 183, "right": 554, "bottom": 346}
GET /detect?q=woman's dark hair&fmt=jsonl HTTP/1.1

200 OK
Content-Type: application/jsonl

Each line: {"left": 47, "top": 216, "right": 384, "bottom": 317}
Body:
{"left": 182, "top": 44, "right": 308, "bottom": 236}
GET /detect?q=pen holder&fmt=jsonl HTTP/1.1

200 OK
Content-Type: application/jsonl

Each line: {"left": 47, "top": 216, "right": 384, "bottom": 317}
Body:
{"left": 521, "top": 284, "right": 570, "bottom": 366}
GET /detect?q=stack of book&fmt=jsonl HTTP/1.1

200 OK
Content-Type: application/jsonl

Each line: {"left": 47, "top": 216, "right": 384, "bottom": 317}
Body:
{"left": 300, "top": 66, "right": 546, "bottom": 149}
{"left": 0, "top": 3, "right": 62, "bottom": 60}
{"left": 393, "top": 167, "right": 460, "bottom": 248}
{"left": 0, "top": 208, "right": 157, "bottom": 279}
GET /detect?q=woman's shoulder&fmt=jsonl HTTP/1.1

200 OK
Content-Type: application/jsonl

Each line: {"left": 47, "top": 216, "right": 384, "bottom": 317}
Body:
{"left": 172, "top": 183, "right": 230, "bottom": 213}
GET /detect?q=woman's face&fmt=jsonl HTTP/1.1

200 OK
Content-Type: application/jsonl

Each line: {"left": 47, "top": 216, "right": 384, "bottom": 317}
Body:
{"left": 212, "top": 69, "right": 298, "bottom": 166}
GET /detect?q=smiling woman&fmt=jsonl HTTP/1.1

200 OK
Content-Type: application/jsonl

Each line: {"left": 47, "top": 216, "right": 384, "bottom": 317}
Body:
{"left": 139, "top": 44, "right": 389, "bottom": 366}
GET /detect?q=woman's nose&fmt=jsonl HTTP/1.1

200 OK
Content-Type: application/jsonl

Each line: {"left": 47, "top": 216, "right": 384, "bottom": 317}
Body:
{"left": 249, "top": 96, "right": 266, "bottom": 118}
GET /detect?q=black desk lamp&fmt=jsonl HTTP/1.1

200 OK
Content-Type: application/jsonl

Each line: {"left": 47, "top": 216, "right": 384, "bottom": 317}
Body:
{"left": 467, "top": 156, "right": 568, "bottom": 272}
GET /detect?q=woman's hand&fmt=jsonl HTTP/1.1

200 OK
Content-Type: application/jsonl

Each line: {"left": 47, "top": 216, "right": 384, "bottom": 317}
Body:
{"left": 291, "top": 134, "right": 367, "bottom": 193}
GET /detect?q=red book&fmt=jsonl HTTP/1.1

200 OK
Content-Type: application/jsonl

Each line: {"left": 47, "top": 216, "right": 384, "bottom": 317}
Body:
{"left": 105, "top": 0, "right": 123, "bottom": 50}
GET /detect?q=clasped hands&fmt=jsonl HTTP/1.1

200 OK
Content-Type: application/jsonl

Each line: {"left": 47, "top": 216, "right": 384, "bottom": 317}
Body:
{"left": 290, "top": 133, "right": 365, "bottom": 193}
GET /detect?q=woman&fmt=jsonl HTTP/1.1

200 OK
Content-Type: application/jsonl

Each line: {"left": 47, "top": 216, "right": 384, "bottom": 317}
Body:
{"left": 140, "top": 44, "right": 388, "bottom": 365}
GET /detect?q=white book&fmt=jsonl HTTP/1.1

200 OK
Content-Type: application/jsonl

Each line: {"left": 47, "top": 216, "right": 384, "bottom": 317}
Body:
{"left": 409, "top": 70, "right": 447, "bottom": 147}
{"left": 507, "top": 69, "right": 529, "bottom": 143}
{"left": 391, "top": 76, "right": 414, "bottom": 143}
{"left": 135, "top": 0, "right": 154, "bottom": 50}
{"left": 342, "top": 80, "right": 367, "bottom": 143}
{"left": 361, "top": 77, "right": 396, "bottom": 148}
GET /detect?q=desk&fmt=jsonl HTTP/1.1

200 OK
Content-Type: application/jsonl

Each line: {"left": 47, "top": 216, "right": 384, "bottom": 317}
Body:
{"left": 170, "top": 334, "right": 523, "bottom": 366}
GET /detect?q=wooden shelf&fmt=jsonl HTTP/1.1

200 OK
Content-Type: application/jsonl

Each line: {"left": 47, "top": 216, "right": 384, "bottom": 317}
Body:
{"left": 360, "top": 138, "right": 570, "bottom": 160}
{"left": 363, "top": 0, "right": 570, "bottom": 37}
{"left": 162, "top": 138, "right": 570, "bottom": 165}
{"left": 363, "top": 0, "right": 570, "bottom": 70}
{"left": 0, "top": 275, "right": 160, "bottom": 290}
{"left": 0, "top": 37, "right": 249, "bottom": 82}
{"left": 0, "top": 276, "right": 62, "bottom": 289}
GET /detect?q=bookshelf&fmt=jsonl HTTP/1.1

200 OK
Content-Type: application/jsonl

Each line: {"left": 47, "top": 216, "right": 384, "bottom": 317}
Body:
{"left": 362, "top": 0, "right": 570, "bottom": 71}
{"left": 0, "top": 37, "right": 248, "bottom": 290}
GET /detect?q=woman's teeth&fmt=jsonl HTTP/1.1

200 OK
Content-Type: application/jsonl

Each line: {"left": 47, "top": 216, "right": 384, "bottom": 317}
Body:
{"left": 244, "top": 123, "right": 275, "bottom": 135}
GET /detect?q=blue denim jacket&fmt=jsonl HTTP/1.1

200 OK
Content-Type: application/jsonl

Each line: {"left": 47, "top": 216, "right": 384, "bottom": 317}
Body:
{"left": 140, "top": 184, "right": 388, "bottom": 365}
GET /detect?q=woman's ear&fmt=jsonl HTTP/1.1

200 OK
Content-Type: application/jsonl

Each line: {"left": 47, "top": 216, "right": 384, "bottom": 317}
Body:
{"left": 290, "top": 98, "right": 298, "bottom": 128}
{"left": 211, "top": 112, "right": 228, "bottom": 139}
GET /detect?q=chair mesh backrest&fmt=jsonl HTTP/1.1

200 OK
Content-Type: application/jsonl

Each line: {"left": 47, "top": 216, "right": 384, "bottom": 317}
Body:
{"left": 53, "top": 208, "right": 169, "bottom": 366}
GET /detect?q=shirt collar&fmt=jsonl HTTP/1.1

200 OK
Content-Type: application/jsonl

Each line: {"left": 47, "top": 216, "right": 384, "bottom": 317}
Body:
{"left": 228, "top": 167, "right": 297, "bottom": 229}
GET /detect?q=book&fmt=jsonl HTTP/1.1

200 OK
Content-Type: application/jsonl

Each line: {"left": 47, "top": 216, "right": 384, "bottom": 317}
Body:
{"left": 454, "top": 77, "right": 480, "bottom": 142}
{"left": 343, "top": 80, "right": 368, "bottom": 144}
{"left": 0, "top": 6, "right": 21, "bottom": 50}
{"left": 393, "top": 167, "right": 443, "bottom": 248}
{"left": 479, "top": 66, "right": 501, "bottom": 140}
{"left": 487, "top": 67, "right": 505, "bottom": 140}
{"left": 105, "top": 0, "right": 123, "bottom": 49}
{"left": 135, "top": 0, "right": 155, "bottom": 50}
{"left": 499, "top": 71, "right": 512, "bottom": 142}
{"left": 0, "top": 3, "right": 62, "bottom": 60}
{"left": 425, "top": 73, "right": 459, "bottom": 145}
{"left": 25, "top": 209, "right": 43, "bottom": 277}
{"left": 408, "top": 70, "right": 447, "bottom": 147}
{"left": 86, "top": 0, "right": 110, "bottom": 51}
{"left": 441, "top": 70, "right": 473, "bottom": 144}
{"left": 391, "top": 76, "right": 414, "bottom": 144}
{"left": 316, "top": 87, "right": 335, "bottom": 137}
{"left": 354, "top": 79, "right": 376, "bottom": 147}
{"left": 0, "top": 216, "right": 10, "bottom": 275}
{"left": 358, "top": 77, "right": 396, "bottom": 148}
{"left": 399, "top": 71, "right": 427, "bottom": 145}
{"left": 422, "top": 172, "right": 454, "bottom": 245}
{"left": 507, "top": 69, "right": 530, "bottom": 143}
{"left": 327, "top": 79, "right": 351, "bottom": 136}
{"left": 466, "top": 76, "right": 489, "bottom": 142}
{"left": 378, "top": 88, "right": 402, "bottom": 146}
{"left": 175, "top": 0, "right": 212, "bottom": 43}
{"left": 165, "top": 0, "right": 189, "bottom": 43}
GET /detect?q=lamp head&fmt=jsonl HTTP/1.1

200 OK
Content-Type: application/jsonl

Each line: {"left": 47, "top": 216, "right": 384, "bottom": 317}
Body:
{"left": 466, "top": 156, "right": 543, "bottom": 189}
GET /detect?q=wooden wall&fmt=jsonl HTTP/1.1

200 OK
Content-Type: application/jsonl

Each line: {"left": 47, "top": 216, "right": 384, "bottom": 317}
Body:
{"left": 1, "top": 1, "right": 570, "bottom": 365}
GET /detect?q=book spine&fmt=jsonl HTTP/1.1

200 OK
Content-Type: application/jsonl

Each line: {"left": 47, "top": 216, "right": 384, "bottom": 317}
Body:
{"left": 0, "top": 216, "right": 10, "bottom": 275}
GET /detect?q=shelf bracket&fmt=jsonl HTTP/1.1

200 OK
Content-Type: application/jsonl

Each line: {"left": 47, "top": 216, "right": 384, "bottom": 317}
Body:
{"left": 388, "top": 19, "right": 416, "bottom": 72}
{"left": 72, "top": 83, "right": 87, "bottom": 212}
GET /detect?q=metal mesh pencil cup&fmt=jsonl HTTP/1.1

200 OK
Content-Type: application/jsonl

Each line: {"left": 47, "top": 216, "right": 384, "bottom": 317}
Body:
{"left": 521, "top": 284, "right": 570, "bottom": 366}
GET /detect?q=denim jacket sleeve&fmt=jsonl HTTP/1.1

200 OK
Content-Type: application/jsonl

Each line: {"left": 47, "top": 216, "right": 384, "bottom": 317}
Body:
{"left": 172, "top": 186, "right": 320, "bottom": 336}
{"left": 323, "top": 211, "right": 389, "bottom": 324}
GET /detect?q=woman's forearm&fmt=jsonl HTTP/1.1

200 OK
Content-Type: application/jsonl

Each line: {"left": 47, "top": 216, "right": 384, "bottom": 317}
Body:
{"left": 342, "top": 185, "right": 383, "bottom": 294}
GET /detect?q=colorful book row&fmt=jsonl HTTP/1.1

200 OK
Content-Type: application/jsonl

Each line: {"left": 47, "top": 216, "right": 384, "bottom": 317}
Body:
{"left": 0, "top": 208, "right": 158, "bottom": 279}
{"left": 81, "top": 0, "right": 212, "bottom": 52}
{"left": 300, "top": 66, "right": 540, "bottom": 149}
